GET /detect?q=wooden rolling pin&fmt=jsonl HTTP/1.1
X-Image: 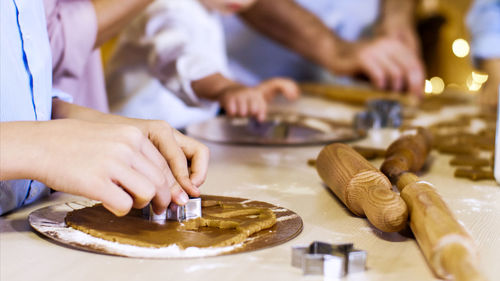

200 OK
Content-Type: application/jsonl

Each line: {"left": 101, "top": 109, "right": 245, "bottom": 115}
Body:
{"left": 380, "top": 128, "right": 487, "bottom": 281}
{"left": 316, "top": 143, "right": 408, "bottom": 232}
{"left": 300, "top": 83, "right": 419, "bottom": 107}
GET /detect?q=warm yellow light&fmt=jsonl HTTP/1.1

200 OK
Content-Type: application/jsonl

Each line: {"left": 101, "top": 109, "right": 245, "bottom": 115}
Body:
{"left": 468, "top": 82, "right": 482, "bottom": 91}
{"left": 424, "top": 79, "right": 433, "bottom": 94}
{"left": 430, "top": 76, "right": 445, "bottom": 94}
{"left": 471, "top": 71, "right": 488, "bottom": 84}
{"left": 452, "top": 39, "right": 470, "bottom": 58}
{"left": 466, "top": 75, "right": 482, "bottom": 92}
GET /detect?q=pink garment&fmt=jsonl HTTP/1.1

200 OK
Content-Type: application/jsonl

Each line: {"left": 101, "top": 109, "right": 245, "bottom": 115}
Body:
{"left": 44, "top": 0, "right": 109, "bottom": 113}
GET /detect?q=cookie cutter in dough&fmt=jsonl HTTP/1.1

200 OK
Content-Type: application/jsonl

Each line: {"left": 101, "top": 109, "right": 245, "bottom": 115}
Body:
{"left": 144, "top": 198, "right": 202, "bottom": 222}
{"left": 291, "top": 241, "right": 367, "bottom": 278}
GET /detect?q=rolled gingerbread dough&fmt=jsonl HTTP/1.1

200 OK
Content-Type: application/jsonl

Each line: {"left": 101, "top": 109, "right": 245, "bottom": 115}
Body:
{"left": 65, "top": 200, "right": 276, "bottom": 249}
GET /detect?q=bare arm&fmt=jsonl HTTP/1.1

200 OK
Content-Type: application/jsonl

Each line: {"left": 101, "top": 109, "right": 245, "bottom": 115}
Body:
{"left": 0, "top": 119, "right": 171, "bottom": 216}
{"left": 377, "top": 0, "right": 419, "bottom": 51}
{"left": 192, "top": 73, "right": 299, "bottom": 121}
{"left": 91, "top": 0, "right": 153, "bottom": 47}
{"left": 238, "top": 0, "right": 424, "bottom": 96}
{"left": 238, "top": 0, "right": 345, "bottom": 74}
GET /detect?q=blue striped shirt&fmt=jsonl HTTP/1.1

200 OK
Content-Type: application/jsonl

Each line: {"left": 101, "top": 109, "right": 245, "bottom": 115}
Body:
{"left": 1, "top": 0, "right": 54, "bottom": 215}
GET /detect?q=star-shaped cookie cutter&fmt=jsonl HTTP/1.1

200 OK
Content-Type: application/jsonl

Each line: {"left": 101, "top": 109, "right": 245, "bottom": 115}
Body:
{"left": 292, "top": 241, "right": 367, "bottom": 277}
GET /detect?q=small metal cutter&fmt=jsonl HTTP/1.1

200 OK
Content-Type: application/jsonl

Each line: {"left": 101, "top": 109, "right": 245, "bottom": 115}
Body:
{"left": 143, "top": 197, "right": 202, "bottom": 223}
{"left": 354, "top": 99, "right": 402, "bottom": 130}
{"left": 291, "top": 241, "right": 367, "bottom": 278}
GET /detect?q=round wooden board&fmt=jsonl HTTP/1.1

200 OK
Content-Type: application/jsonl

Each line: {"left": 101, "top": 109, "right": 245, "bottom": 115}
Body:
{"left": 28, "top": 195, "right": 303, "bottom": 259}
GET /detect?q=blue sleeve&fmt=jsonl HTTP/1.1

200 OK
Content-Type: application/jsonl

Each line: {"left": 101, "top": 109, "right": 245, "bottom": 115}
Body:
{"left": 0, "top": 180, "right": 49, "bottom": 215}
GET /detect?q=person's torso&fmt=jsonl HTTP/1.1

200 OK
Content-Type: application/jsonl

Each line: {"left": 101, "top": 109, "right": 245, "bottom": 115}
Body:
{"left": 1, "top": 0, "right": 53, "bottom": 122}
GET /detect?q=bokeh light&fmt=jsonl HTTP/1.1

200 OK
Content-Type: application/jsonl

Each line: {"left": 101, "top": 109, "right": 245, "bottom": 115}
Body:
{"left": 425, "top": 80, "right": 433, "bottom": 94}
{"left": 452, "top": 39, "right": 470, "bottom": 58}
{"left": 466, "top": 74, "right": 482, "bottom": 92}
{"left": 430, "top": 76, "right": 445, "bottom": 94}
{"left": 466, "top": 71, "right": 489, "bottom": 92}
{"left": 471, "top": 71, "right": 488, "bottom": 84}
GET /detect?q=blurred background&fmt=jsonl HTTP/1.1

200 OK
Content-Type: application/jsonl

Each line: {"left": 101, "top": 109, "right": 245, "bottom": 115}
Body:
{"left": 417, "top": 0, "right": 488, "bottom": 95}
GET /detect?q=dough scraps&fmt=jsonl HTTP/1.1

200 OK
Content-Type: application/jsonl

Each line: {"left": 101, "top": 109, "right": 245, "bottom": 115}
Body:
{"left": 65, "top": 200, "right": 276, "bottom": 249}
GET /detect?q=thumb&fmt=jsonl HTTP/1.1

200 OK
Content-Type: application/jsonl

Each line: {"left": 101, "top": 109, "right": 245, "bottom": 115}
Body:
{"left": 259, "top": 78, "right": 300, "bottom": 101}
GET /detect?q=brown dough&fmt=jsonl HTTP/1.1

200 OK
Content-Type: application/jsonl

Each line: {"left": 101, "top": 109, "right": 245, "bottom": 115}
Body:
{"left": 449, "top": 155, "right": 491, "bottom": 167}
{"left": 65, "top": 201, "right": 276, "bottom": 249}
{"left": 454, "top": 168, "right": 495, "bottom": 181}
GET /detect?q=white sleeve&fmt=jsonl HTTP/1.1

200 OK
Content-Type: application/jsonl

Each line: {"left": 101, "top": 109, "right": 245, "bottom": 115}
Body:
{"left": 51, "top": 88, "right": 73, "bottom": 103}
{"left": 142, "top": 0, "right": 230, "bottom": 106}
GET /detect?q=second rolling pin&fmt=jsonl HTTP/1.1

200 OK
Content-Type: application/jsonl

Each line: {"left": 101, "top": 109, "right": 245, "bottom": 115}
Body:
{"left": 380, "top": 129, "right": 486, "bottom": 281}
{"left": 316, "top": 143, "right": 408, "bottom": 232}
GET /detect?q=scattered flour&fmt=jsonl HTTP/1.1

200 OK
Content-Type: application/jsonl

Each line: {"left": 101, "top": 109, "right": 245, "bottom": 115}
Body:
{"left": 277, "top": 214, "right": 298, "bottom": 222}
{"left": 36, "top": 223, "right": 242, "bottom": 258}
{"left": 271, "top": 208, "right": 289, "bottom": 213}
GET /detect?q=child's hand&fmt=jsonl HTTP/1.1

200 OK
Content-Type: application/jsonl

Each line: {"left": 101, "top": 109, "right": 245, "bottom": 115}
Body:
{"left": 49, "top": 99, "right": 210, "bottom": 211}
{"left": 124, "top": 119, "right": 210, "bottom": 205}
{"left": 219, "top": 78, "right": 299, "bottom": 122}
{"left": 2, "top": 120, "right": 171, "bottom": 216}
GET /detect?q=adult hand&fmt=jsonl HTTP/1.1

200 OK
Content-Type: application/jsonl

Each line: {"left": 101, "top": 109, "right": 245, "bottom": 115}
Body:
{"left": 378, "top": 23, "right": 420, "bottom": 54}
{"left": 219, "top": 77, "right": 299, "bottom": 122}
{"left": 1, "top": 119, "right": 172, "bottom": 216}
{"left": 335, "top": 36, "right": 425, "bottom": 97}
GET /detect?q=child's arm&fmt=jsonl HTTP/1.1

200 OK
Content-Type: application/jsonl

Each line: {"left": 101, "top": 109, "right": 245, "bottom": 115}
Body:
{"left": 0, "top": 119, "right": 172, "bottom": 216}
{"left": 51, "top": 99, "right": 209, "bottom": 207}
{"left": 192, "top": 73, "right": 300, "bottom": 122}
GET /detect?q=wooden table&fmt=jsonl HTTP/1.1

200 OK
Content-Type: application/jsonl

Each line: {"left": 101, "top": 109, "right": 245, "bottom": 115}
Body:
{"left": 1, "top": 96, "right": 499, "bottom": 281}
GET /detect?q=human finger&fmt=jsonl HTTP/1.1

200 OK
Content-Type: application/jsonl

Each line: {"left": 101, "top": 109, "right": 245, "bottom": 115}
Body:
{"left": 165, "top": 169, "right": 190, "bottom": 205}
{"left": 173, "top": 130, "right": 209, "bottom": 188}
{"left": 150, "top": 187, "right": 172, "bottom": 214}
{"left": 256, "top": 95, "right": 267, "bottom": 122}
{"left": 133, "top": 141, "right": 167, "bottom": 189}
{"left": 372, "top": 50, "right": 405, "bottom": 92}
{"left": 148, "top": 122, "right": 196, "bottom": 197}
{"left": 223, "top": 95, "right": 237, "bottom": 116}
{"left": 92, "top": 180, "right": 134, "bottom": 217}
{"left": 386, "top": 42, "right": 425, "bottom": 96}
{"left": 140, "top": 139, "right": 172, "bottom": 213}
{"left": 112, "top": 162, "right": 156, "bottom": 209}
{"left": 236, "top": 94, "right": 249, "bottom": 117}
{"left": 261, "top": 78, "right": 300, "bottom": 101}
{"left": 359, "top": 53, "right": 387, "bottom": 90}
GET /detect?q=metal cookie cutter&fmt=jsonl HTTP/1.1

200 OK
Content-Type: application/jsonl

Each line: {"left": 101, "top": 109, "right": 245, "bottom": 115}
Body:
{"left": 291, "top": 241, "right": 367, "bottom": 278}
{"left": 354, "top": 99, "right": 402, "bottom": 130}
{"left": 143, "top": 197, "right": 202, "bottom": 223}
